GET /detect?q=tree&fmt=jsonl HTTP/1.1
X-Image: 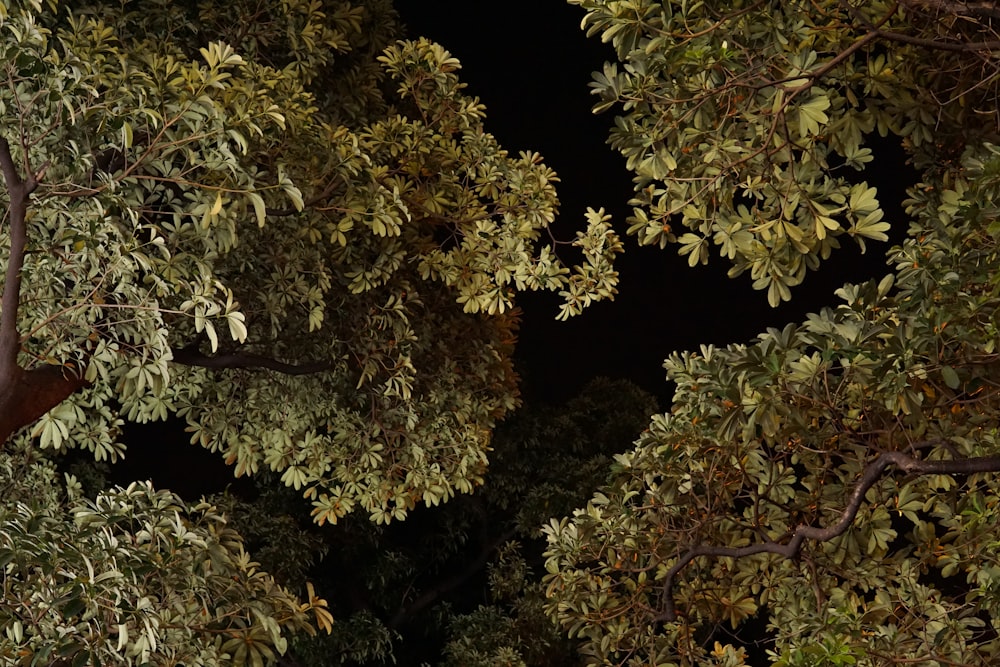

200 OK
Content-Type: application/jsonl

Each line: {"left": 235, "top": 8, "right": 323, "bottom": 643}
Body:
{"left": 569, "top": 0, "right": 998, "bottom": 306}
{"left": 544, "top": 1, "right": 1000, "bottom": 665}
{"left": 0, "top": 0, "right": 621, "bottom": 663}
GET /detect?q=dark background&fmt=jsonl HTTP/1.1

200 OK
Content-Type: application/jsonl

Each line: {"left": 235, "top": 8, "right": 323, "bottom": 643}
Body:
{"left": 393, "top": 0, "right": 912, "bottom": 405}
{"left": 114, "top": 0, "right": 915, "bottom": 501}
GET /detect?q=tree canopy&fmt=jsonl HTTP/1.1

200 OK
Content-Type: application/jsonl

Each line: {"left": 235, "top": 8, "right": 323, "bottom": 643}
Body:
{"left": 7, "top": 0, "right": 1000, "bottom": 665}
{"left": 0, "top": 0, "right": 621, "bottom": 519}
{"left": 0, "top": 0, "right": 621, "bottom": 663}
{"left": 544, "top": 0, "right": 1000, "bottom": 665}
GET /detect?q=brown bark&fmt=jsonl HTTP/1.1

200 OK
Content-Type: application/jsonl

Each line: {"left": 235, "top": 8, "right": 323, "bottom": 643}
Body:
{"left": 0, "top": 137, "right": 89, "bottom": 444}
{"left": 0, "top": 364, "right": 90, "bottom": 443}
{"left": 0, "top": 136, "right": 30, "bottom": 385}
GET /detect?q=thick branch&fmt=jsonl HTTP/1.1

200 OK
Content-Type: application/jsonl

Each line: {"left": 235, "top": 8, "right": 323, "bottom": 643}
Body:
{"left": 901, "top": 0, "right": 1000, "bottom": 21}
{"left": 655, "top": 451, "right": 1000, "bottom": 622}
{"left": 0, "top": 137, "right": 86, "bottom": 445}
{"left": 172, "top": 341, "right": 334, "bottom": 376}
{"left": 875, "top": 29, "right": 1000, "bottom": 52}
{"left": 0, "top": 364, "right": 90, "bottom": 444}
{"left": 0, "top": 135, "right": 35, "bottom": 381}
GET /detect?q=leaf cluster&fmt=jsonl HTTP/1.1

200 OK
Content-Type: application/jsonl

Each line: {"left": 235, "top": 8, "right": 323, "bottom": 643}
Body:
{"left": 572, "top": 0, "right": 999, "bottom": 304}
{"left": 544, "top": 140, "right": 1000, "bottom": 665}
{"left": 1, "top": 0, "right": 621, "bottom": 524}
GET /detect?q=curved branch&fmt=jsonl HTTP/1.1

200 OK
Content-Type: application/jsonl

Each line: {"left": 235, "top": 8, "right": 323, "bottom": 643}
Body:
{"left": 655, "top": 451, "right": 1000, "bottom": 622}
{"left": 172, "top": 341, "right": 334, "bottom": 376}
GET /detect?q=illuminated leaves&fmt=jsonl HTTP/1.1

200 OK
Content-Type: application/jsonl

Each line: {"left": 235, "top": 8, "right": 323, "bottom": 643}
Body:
{"left": 796, "top": 94, "right": 831, "bottom": 137}
{"left": 300, "top": 582, "right": 334, "bottom": 635}
{"left": 3, "top": 0, "right": 622, "bottom": 537}
{"left": 545, "top": 32, "right": 1000, "bottom": 658}
{"left": 569, "top": 0, "right": 967, "bottom": 303}
{"left": 0, "top": 454, "right": 313, "bottom": 665}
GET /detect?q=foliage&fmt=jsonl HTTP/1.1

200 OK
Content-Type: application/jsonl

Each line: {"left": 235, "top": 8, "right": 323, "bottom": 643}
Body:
{"left": 438, "top": 541, "right": 573, "bottom": 667}
{"left": 0, "top": 445, "right": 320, "bottom": 665}
{"left": 0, "top": 0, "right": 620, "bottom": 520}
{"left": 434, "top": 379, "right": 658, "bottom": 667}
{"left": 0, "top": 0, "right": 622, "bottom": 664}
{"left": 212, "top": 378, "right": 656, "bottom": 665}
{"left": 543, "top": 1, "right": 1000, "bottom": 665}
{"left": 571, "top": 0, "right": 999, "bottom": 305}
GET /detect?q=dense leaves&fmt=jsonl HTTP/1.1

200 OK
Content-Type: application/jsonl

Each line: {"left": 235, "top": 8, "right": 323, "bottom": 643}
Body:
{"left": 0, "top": 0, "right": 621, "bottom": 664}
{"left": 571, "top": 0, "right": 999, "bottom": 305}
{"left": 0, "top": 445, "right": 319, "bottom": 665}
{"left": 544, "top": 1, "right": 1000, "bottom": 665}
{"left": 0, "top": 0, "right": 619, "bottom": 515}
{"left": 8, "top": 0, "right": 1000, "bottom": 665}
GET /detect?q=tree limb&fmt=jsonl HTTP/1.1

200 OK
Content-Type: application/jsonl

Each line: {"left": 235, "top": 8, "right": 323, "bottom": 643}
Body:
{"left": 172, "top": 341, "right": 335, "bottom": 375}
{"left": 0, "top": 135, "right": 33, "bottom": 382}
{"left": 0, "top": 137, "right": 86, "bottom": 445}
{"left": 654, "top": 451, "right": 1000, "bottom": 623}
{"left": 875, "top": 29, "right": 1000, "bottom": 52}
{"left": 0, "top": 363, "right": 90, "bottom": 445}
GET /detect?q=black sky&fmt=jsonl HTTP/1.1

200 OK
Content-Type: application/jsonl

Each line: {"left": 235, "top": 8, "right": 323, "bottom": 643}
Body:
{"left": 394, "top": 0, "right": 912, "bottom": 404}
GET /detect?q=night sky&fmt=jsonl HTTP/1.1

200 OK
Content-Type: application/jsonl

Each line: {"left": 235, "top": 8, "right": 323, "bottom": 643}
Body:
{"left": 394, "top": 0, "right": 912, "bottom": 404}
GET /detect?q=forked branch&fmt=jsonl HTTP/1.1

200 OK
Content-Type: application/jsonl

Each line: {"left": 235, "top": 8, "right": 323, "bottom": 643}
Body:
{"left": 655, "top": 451, "right": 1000, "bottom": 622}
{"left": 173, "top": 340, "right": 334, "bottom": 376}
{"left": 0, "top": 136, "right": 88, "bottom": 444}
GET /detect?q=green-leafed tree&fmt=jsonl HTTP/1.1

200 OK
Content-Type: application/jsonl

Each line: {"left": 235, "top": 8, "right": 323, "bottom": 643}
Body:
{"left": 544, "top": 1, "right": 1000, "bottom": 666}
{"left": 0, "top": 444, "right": 325, "bottom": 666}
{"left": 0, "top": 0, "right": 621, "bottom": 663}
{"left": 569, "top": 0, "right": 998, "bottom": 306}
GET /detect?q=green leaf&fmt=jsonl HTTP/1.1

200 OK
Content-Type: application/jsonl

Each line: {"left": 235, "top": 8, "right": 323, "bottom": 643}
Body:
{"left": 248, "top": 191, "right": 267, "bottom": 227}
{"left": 941, "top": 366, "right": 960, "bottom": 390}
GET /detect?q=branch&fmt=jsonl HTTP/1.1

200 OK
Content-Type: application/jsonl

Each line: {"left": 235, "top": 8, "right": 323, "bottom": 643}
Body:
{"left": 655, "top": 451, "right": 1000, "bottom": 622}
{"left": 0, "top": 364, "right": 89, "bottom": 443}
{"left": 265, "top": 175, "right": 344, "bottom": 217}
{"left": 875, "top": 29, "right": 1000, "bottom": 52}
{"left": 172, "top": 341, "right": 334, "bottom": 376}
{"left": 0, "top": 135, "right": 34, "bottom": 380}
